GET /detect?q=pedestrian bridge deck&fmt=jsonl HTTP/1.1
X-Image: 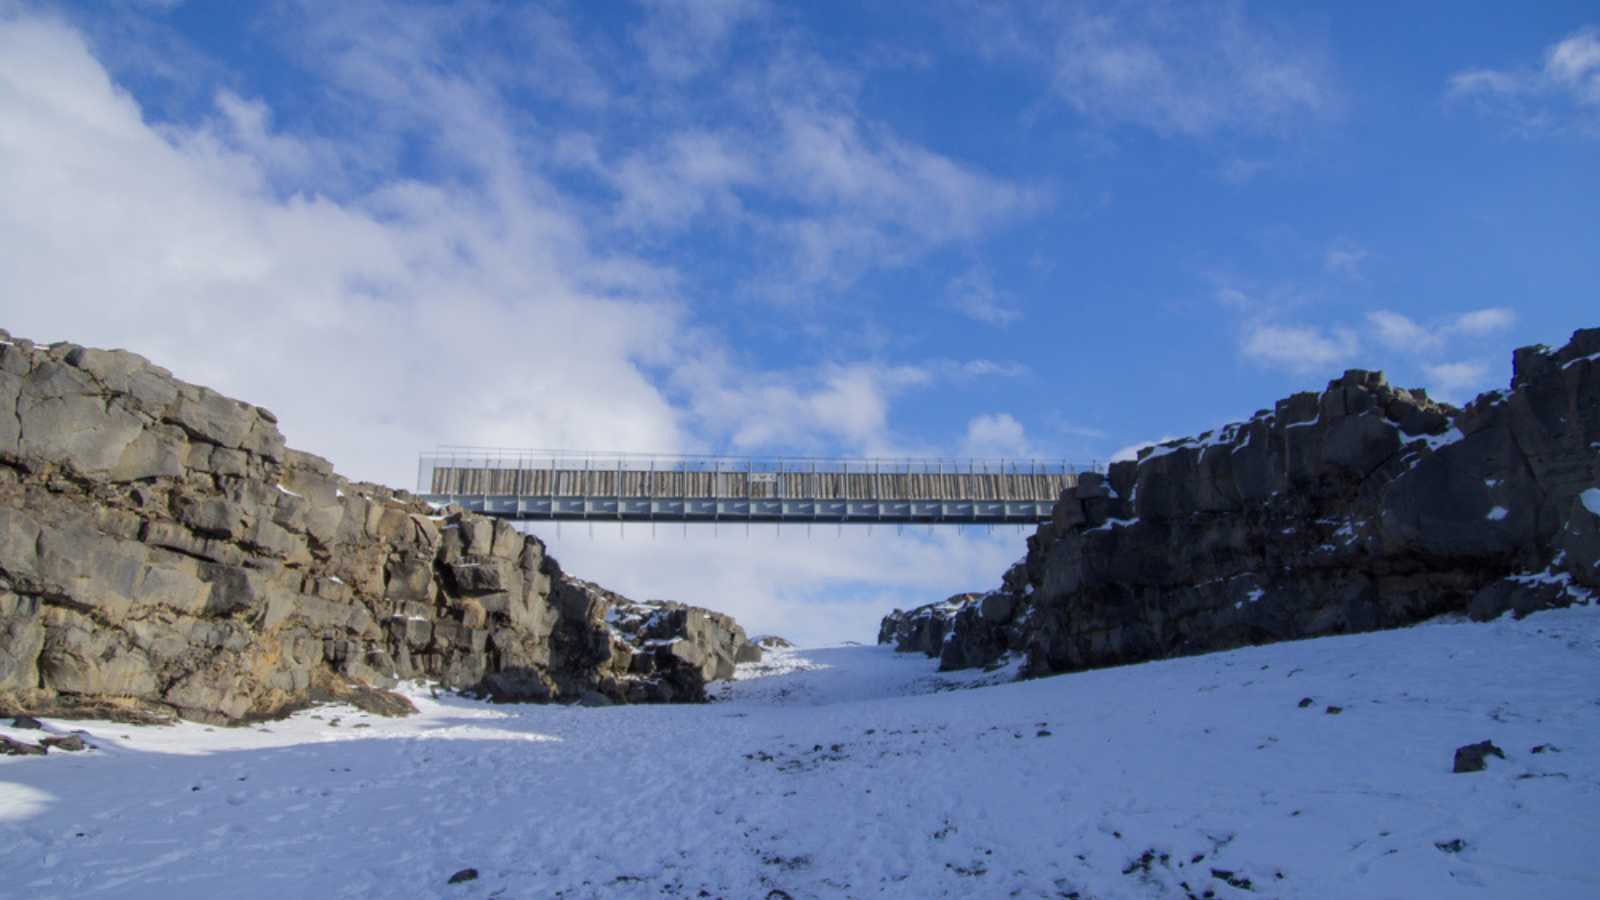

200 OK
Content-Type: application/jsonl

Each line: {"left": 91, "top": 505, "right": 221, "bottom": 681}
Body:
{"left": 417, "top": 450, "right": 1093, "bottom": 524}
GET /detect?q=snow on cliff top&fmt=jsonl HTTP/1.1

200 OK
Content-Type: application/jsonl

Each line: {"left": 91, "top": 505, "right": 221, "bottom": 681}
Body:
{"left": 4, "top": 606, "right": 1599, "bottom": 899}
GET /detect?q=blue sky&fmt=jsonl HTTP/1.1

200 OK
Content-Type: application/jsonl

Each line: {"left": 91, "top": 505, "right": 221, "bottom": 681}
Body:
{"left": 3, "top": 1, "right": 1596, "bottom": 642}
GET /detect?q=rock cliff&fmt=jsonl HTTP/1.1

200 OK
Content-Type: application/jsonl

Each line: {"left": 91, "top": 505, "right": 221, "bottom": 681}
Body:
{"left": 0, "top": 329, "right": 757, "bottom": 724}
{"left": 884, "top": 328, "right": 1600, "bottom": 676}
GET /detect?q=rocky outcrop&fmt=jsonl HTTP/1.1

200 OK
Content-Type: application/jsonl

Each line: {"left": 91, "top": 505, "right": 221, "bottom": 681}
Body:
{"left": 877, "top": 593, "right": 981, "bottom": 657}
{"left": 916, "top": 328, "right": 1600, "bottom": 677}
{"left": 0, "top": 329, "right": 756, "bottom": 723}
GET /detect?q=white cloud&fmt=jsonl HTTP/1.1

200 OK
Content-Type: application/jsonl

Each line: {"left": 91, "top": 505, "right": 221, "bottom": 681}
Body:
{"left": 1367, "top": 310, "right": 1441, "bottom": 352}
{"left": 670, "top": 357, "right": 933, "bottom": 457}
{"left": 944, "top": 268, "right": 1022, "bottom": 326}
{"left": 1449, "top": 26, "right": 1600, "bottom": 135}
{"left": 0, "top": 10, "right": 1046, "bottom": 647}
{"left": 960, "top": 412, "right": 1034, "bottom": 459}
{"left": 1424, "top": 360, "right": 1491, "bottom": 404}
{"left": 1240, "top": 323, "right": 1360, "bottom": 374}
{"left": 1547, "top": 28, "right": 1600, "bottom": 98}
{"left": 1366, "top": 307, "right": 1516, "bottom": 354}
{"left": 0, "top": 16, "right": 695, "bottom": 487}
{"left": 1452, "top": 307, "right": 1516, "bottom": 336}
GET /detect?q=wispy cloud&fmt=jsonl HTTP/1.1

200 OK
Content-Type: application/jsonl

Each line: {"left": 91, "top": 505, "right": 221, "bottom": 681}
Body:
{"left": 960, "top": 412, "right": 1035, "bottom": 459}
{"left": 964, "top": 2, "right": 1341, "bottom": 137}
{"left": 1323, "top": 241, "right": 1370, "bottom": 280}
{"left": 1453, "top": 307, "right": 1516, "bottom": 335}
{"left": 1449, "top": 26, "right": 1600, "bottom": 135}
{"left": 954, "top": 359, "right": 1030, "bottom": 378}
{"left": 1240, "top": 323, "right": 1360, "bottom": 374}
{"left": 943, "top": 267, "right": 1022, "bottom": 326}
{"left": 1367, "top": 307, "right": 1515, "bottom": 352}
{"left": 632, "top": 0, "right": 767, "bottom": 82}
{"left": 1424, "top": 360, "right": 1492, "bottom": 404}
{"left": 1367, "top": 310, "right": 1442, "bottom": 352}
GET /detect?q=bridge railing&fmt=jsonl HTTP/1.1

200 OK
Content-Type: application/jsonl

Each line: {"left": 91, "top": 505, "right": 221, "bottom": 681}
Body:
{"left": 418, "top": 448, "right": 1098, "bottom": 503}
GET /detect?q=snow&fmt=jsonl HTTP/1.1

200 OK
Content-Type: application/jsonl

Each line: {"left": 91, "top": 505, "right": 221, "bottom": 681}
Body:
{"left": 1087, "top": 517, "right": 1139, "bottom": 532}
{"left": 1137, "top": 423, "right": 1246, "bottom": 465}
{"left": 1560, "top": 351, "right": 1600, "bottom": 370}
{"left": 5, "top": 609, "right": 1600, "bottom": 898}
{"left": 275, "top": 484, "right": 302, "bottom": 498}
{"left": 1400, "top": 426, "right": 1465, "bottom": 451}
{"left": 1486, "top": 506, "right": 1509, "bottom": 521}
{"left": 1503, "top": 569, "right": 1598, "bottom": 606}
{"left": 1581, "top": 488, "right": 1600, "bottom": 517}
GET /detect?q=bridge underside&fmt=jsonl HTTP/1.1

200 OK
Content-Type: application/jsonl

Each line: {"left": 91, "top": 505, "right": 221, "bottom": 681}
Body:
{"left": 421, "top": 494, "right": 1055, "bottom": 524}
{"left": 418, "top": 451, "right": 1093, "bottom": 525}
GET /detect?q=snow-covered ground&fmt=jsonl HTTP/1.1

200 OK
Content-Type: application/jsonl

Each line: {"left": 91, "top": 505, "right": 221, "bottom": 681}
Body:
{"left": 4, "top": 608, "right": 1599, "bottom": 899}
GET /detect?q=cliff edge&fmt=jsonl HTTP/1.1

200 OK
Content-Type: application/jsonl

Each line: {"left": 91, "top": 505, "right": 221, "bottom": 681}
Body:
{"left": 884, "top": 328, "right": 1600, "bottom": 676}
{"left": 0, "top": 329, "right": 757, "bottom": 724}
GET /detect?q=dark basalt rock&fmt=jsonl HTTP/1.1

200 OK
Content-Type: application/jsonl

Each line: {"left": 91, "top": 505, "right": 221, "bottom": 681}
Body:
{"left": 0, "top": 734, "right": 46, "bottom": 756}
{"left": 914, "top": 327, "right": 1600, "bottom": 679}
{"left": 1453, "top": 740, "right": 1506, "bottom": 773}
{"left": 40, "top": 734, "right": 87, "bottom": 752}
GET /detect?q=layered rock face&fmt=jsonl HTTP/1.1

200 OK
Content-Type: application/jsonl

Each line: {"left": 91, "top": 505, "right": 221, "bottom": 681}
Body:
{"left": 0, "top": 330, "right": 757, "bottom": 723}
{"left": 891, "top": 328, "right": 1600, "bottom": 677}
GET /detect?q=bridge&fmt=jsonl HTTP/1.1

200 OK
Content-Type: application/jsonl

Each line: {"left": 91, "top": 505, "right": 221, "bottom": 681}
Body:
{"left": 417, "top": 449, "right": 1096, "bottom": 525}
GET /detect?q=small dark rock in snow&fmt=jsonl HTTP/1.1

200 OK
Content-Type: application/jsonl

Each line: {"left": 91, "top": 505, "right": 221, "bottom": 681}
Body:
{"left": 41, "top": 735, "right": 87, "bottom": 752}
{"left": 1435, "top": 839, "right": 1466, "bottom": 854}
{"left": 0, "top": 735, "right": 46, "bottom": 756}
{"left": 1324, "top": 705, "right": 1343, "bottom": 715}
{"left": 1453, "top": 740, "right": 1506, "bottom": 773}
{"left": 12, "top": 715, "right": 44, "bottom": 729}
{"left": 1297, "top": 697, "right": 1314, "bottom": 708}
{"left": 1037, "top": 729, "right": 1053, "bottom": 737}
{"left": 1531, "top": 743, "right": 1558, "bottom": 754}
{"left": 447, "top": 868, "right": 479, "bottom": 884}
{"left": 1211, "top": 868, "right": 1253, "bottom": 890}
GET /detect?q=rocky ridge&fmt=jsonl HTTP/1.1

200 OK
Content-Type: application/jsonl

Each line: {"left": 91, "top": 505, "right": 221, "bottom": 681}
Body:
{"left": 883, "top": 328, "right": 1600, "bottom": 676}
{"left": 0, "top": 329, "right": 758, "bottom": 724}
